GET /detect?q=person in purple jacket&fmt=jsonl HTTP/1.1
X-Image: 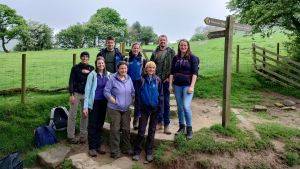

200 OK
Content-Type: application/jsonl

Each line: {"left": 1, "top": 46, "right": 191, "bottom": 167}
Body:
{"left": 169, "top": 39, "right": 199, "bottom": 140}
{"left": 104, "top": 61, "right": 135, "bottom": 159}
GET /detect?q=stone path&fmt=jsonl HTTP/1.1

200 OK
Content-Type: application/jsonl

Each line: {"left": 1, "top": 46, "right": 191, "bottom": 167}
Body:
{"left": 36, "top": 95, "right": 223, "bottom": 168}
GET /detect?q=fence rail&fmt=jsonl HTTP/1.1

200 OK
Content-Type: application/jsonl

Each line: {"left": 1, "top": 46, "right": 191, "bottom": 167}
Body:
{"left": 252, "top": 43, "right": 300, "bottom": 88}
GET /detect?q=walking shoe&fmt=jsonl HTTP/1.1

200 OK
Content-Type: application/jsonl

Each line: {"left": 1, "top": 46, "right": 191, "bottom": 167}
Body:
{"left": 110, "top": 153, "right": 121, "bottom": 159}
{"left": 88, "top": 149, "right": 97, "bottom": 157}
{"left": 133, "top": 117, "right": 139, "bottom": 130}
{"left": 67, "top": 137, "right": 79, "bottom": 144}
{"left": 186, "top": 126, "right": 193, "bottom": 140}
{"left": 175, "top": 124, "right": 186, "bottom": 135}
{"left": 146, "top": 154, "right": 153, "bottom": 162}
{"left": 163, "top": 125, "right": 172, "bottom": 135}
{"left": 132, "top": 155, "right": 140, "bottom": 161}
{"left": 156, "top": 123, "right": 163, "bottom": 130}
{"left": 96, "top": 145, "right": 106, "bottom": 154}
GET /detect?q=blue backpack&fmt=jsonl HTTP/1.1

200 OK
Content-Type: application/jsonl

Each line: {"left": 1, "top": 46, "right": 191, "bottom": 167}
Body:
{"left": 34, "top": 125, "right": 57, "bottom": 148}
{"left": 0, "top": 152, "right": 23, "bottom": 169}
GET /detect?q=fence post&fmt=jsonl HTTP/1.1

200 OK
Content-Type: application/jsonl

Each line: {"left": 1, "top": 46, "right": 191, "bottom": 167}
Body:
{"left": 21, "top": 54, "right": 26, "bottom": 104}
{"left": 120, "top": 42, "right": 125, "bottom": 55}
{"left": 236, "top": 45, "right": 240, "bottom": 73}
{"left": 277, "top": 43, "right": 279, "bottom": 61}
{"left": 73, "top": 53, "right": 76, "bottom": 66}
{"left": 252, "top": 43, "right": 256, "bottom": 68}
{"left": 263, "top": 48, "right": 266, "bottom": 68}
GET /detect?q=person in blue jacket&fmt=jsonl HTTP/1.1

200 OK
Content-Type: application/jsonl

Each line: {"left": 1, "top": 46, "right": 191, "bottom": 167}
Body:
{"left": 127, "top": 42, "right": 147, "bottom": 130}
{"left": 132, "top": 61, "right": 163, "bottom": 163}
{"left": 83, "top": 56, "right": 110, "bottom": 157}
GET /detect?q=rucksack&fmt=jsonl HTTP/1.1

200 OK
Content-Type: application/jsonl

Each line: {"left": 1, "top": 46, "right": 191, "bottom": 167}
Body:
{"left": 0, "top": 152, "right": 23, "bottom": 169}
{"left": 34, "top": 125, "right": 57, "bottom": 148}
{"left": 49, "top": 106, "right": 69, "bottom": 131}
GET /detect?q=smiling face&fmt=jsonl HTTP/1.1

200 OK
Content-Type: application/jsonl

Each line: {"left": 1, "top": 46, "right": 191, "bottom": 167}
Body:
{"left": 158, "top": 36, "right": 167, "bottom": 49}
{"left": 146, "top": 65, "right": 156, "bottom": 76}
{"left": 80, "top": 55, "right": 89, "bottom": 64}
{"left": 117, "top": 64, "right": 128, "bottom": 76}
{"left": 132, "top": 44, "right": 140, "bottom": 55}
{"left": 96, "top": 59, "right": 105, "bottom": 72}
{"left": 106, "top": 39, "right": 115, "bottom": 51}
{"left": 179, "top": 41, "right": 189, "bottom": 54}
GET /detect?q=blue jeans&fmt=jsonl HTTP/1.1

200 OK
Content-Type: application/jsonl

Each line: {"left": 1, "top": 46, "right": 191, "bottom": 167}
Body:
{"left": 157, "top": 81, "right": 170, "bottom": 126}
{"left": 174, "top": 85, "right": 193, "bottom": 127}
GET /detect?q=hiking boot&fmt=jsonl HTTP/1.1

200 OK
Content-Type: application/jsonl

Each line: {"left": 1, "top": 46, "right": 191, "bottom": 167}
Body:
{"left": 156, "top": 123, "right": 163, "bottom": 130}
{"left": 97, "top": 145, "right": 106, "bottom": 154}
{"left": 67, "top": 137, "right": 79, "bottom": 144}
{"left": 186, "top": 126, "right": 193, "bottom": 140}
{"left": 132, "top": 155, "right": 140, "bottom": 161}
{"left": 133, "top": 117, "right": 139, "bottom": 130}
{"left": 88, "top": 149, "right": 97, "bottom": 157}
{"left": 110, "top": 153, "right": 121, "bottom": 159}
{"left": 79, "top": 136, "right": 86, "bottom": 144}
{"left": 146, "top": 154, "right": 153, "bottom": 162}
{"left": 164, "top": 125, "right": 172, "bottom": 135}
{"left": 175, "top": 124, "right": 186, "bottom": 135}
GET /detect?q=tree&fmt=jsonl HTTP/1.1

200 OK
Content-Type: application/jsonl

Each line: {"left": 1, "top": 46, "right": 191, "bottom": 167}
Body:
{"left": 128, "top": 21, "right": 142, "bottom": 43}
{"left": 55, "top": 23, "right": 86, "bottom": 48}
{"left": 190, "top": 27, "right": 207, "bottom": 41}
{"left": 86, "top": 7, "right": 127, "bottom": 46}
{"left": 227, "top": 0, "right": 300, "bottom": 60}
{"left": 15, "top": 21, "right": 53, "bottom": 51}
{"left": 0, "top": 4, "right": 27, "bottom": 52}
{"left": 140, "top": 26, "right": 157, "bottom": 45}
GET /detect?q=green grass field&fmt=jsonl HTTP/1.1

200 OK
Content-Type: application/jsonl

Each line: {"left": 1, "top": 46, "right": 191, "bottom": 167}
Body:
{"left": 1, "top": 32, "right": 299, "bottom": 167}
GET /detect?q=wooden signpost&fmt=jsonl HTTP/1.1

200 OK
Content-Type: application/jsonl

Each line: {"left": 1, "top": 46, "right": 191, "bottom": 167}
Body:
{"left": 204, "top": 15, "right": 252, "bottom": 127}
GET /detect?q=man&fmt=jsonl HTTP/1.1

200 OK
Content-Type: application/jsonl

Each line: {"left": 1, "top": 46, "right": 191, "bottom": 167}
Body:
{"left": 98, "top": 36, "right": 124, "bottom": 73}
{"left": 68, "top": 51, "right": 94, "bottom": 144}
{"left": 150, "top": 35, "right": 175, "bottom": 135}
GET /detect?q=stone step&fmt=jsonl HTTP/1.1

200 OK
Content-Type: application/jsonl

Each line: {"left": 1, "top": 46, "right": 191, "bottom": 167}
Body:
{"left": 37, "top": 144, "right": 70, "bottom": 168}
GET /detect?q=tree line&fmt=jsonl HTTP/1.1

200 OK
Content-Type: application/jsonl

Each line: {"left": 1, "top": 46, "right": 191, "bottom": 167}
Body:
{"left": 0, "top": 5, "right": 158, "bottom": 52}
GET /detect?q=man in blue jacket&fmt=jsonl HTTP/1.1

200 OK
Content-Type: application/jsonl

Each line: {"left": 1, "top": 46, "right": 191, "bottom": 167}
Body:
{"left": 97, "top": 36, "right": 124, "bottom": 73}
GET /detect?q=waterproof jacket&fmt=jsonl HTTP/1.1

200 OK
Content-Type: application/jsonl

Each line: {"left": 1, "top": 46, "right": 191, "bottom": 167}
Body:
{"left": 150, "top": 46, "right": 175, "bottom": 81}
{"left": 104, "top": 73, "right": 135, "bottom": 112}
{"left": 69, "top": 62, "right": 94, "bottom": 95}
{"left": 139, "top": 75, "right": 163, "bottom": 115}
{"left": 98, "top": 48, "right": 124, "bottom": 73}
{"left": 83, "top": 70, "right": 111, "bottom": 110}
{"left": 128, "top": 51, "right": 147, "bottom": 81}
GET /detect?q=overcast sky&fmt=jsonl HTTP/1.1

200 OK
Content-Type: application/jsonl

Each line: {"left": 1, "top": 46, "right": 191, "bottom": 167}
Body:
{"left": 1, "top": 0, "right": 231, "bottom": 42}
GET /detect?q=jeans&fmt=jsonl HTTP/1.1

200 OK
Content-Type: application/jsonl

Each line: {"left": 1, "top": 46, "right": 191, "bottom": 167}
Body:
{"left": 88, "top": 99, "right": 107, "bottom": 150}
{"left": 174, "top": 85, "right": 193, "bottom": 127}
{"left": 157, "top": 81, "right": 170, "bottom": 126}
{"left": 132, "top": 80, "right": 142, "bottom": 118}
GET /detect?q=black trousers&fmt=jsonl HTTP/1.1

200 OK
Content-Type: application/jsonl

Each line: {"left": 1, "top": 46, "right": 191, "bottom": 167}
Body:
{"left": 88, "top": 99, "right": 107, "bottom": 150}
{"left": 134, "top": 106, "right": 158, "bottom": 155}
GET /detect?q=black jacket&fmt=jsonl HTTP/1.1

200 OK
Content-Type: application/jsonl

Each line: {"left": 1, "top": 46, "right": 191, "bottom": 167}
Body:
{"left": 68, "top": 62, "right": 94, "bottom": 95}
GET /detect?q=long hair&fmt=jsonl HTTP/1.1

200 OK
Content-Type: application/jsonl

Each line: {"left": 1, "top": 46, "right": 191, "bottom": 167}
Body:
{"left": 129, "top": 42, "right": 142, "bottom": 61}
{"left": 177, "top": 39, "right": 192, "bottom": 59}
{"left": 94, "top": 56, "right": 107, "bottom": 74}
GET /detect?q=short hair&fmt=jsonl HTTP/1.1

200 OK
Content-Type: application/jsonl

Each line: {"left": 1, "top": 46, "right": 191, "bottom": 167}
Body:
{"left": 131, "top": 42, "right": 141, "bottom": 48}
{"left": 145, "top": 61, "right": 156, "bottom": 69}
{"left": 80, "top": 51, "right": 90, "bottom": 58}
{"left": 116, "top": 61, "right": 128, "bottom": 69}
{"left": 158, "top": 35, "right": 168, "bottom": 41}
{"left": 106, "top": 36, "right": 115, "bottom": 42}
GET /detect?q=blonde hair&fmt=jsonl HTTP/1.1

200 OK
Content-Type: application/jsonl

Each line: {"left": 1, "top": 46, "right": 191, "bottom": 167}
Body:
{"left": 144, "top": 61, "right": 156, "bottom": 74}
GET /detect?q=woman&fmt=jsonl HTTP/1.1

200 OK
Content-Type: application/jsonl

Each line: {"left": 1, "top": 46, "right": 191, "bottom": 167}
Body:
{"left": 132, "top": 61, "right": 163, "bottom": 162}
{"left": 104, "top": 61, "right": 135, "bottom": 159}
{"left": 83, "top": 56, "right": 110, "bottom": 157}
{"left": 169, "top": 39, "right": 199, "bottom": 140}
{"left": 127, "top": 42, "right": 146, "bottom": 130}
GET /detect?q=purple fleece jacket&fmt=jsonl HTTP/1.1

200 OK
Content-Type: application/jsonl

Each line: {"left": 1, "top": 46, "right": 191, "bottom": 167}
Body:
{"left": 104, "top": 73, "right": 135, "bottom": 112}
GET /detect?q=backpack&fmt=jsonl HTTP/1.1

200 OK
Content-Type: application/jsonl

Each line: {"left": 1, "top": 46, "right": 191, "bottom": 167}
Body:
{"left": 0, "top": 152, "right": 23, "bottom": 169}
{"left": 49, "top": 106, "right": 69, "bottom": 131}
{"left": 34, "top": 125, "right": 58, "bottom": 148}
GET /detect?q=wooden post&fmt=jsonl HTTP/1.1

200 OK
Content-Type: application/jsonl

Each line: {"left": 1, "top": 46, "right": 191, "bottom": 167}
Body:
{"left": 21, "top": 54, "right": 26, "bottom": 104}
{"left": 222, "top": 15, "right": 234, "bottom": 127}
{"left": 276, "top": 43, "right": 279, "bottom": 61}
{"left": 120, "top": 42, "right": 125, "bottom": 55}
{"left": 263, "top": 49, "right": 266, "bottom": 68}
{"left": 73, "top": 54, "right": 76, "bottom": 66}
{"left": 252, "top": 43, "right": 256, "bottom": 67}
{"left": 236, "top": 45, "right": 240, "bottom": 73}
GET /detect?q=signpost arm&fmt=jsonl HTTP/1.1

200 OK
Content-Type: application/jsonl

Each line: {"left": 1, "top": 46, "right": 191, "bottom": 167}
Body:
{"left": 222, "top": 15, "right": 234, "bottom": 127}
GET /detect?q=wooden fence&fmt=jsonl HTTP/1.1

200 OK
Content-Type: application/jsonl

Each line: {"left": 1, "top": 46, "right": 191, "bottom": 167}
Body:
{"left": 252, "top": 43, "right": 300, "bottom": 88}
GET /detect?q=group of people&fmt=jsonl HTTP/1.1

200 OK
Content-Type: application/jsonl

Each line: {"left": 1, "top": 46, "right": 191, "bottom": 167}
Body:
{"left": 67, "top": 35, "right": 199, "bottom": 162}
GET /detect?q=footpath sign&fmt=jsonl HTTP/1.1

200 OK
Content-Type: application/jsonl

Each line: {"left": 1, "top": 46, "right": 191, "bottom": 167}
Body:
{"left": 204, "top": 15, "right": 252, "bottom": 127}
